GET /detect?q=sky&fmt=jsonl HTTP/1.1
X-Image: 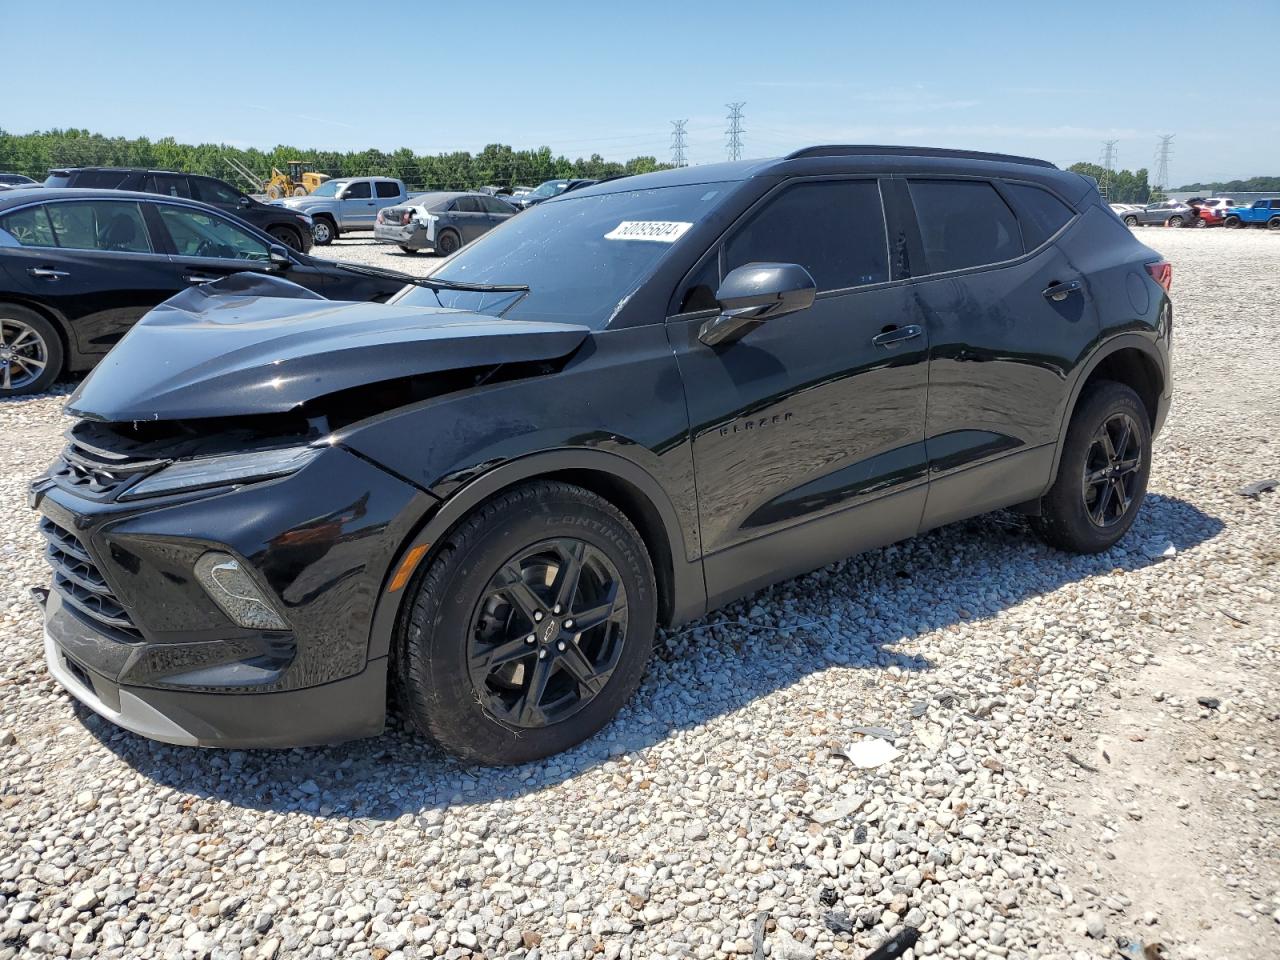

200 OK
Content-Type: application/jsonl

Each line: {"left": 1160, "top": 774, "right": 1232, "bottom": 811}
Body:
{"left": 3, "top": 0, "right": 1278, "bottom": 185}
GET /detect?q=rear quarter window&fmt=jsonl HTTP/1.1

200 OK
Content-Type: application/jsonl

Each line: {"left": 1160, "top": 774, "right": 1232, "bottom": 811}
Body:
{"left": 1002, "top": 182, "right": 1076, "bottom": 249}
{"left": 906, "top": 179, "right": 1021, "bottom": 274}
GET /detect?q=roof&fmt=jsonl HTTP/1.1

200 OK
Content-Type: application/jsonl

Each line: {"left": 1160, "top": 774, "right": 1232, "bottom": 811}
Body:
{"left": 0, "top": 186, "right": 227, "bottom": 210}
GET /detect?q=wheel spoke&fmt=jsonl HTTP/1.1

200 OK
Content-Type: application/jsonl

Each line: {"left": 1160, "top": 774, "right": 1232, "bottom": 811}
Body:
{"left": 1111, "top": 477, "right": 1130, "bottom": 515}
{"left": 571, "top": 581, "right": 623, "bottom": 633}
{"left": 1115, "top": 456, "right": 1141, "bottom": 475}
{"left": 8, "top": 331, "right": 35, "bottom": 351}
{"left": 1086, "top": 466, "right": 1111, "bottom": 484}
{"left": 471, "top": 634, "right": 534, "bottom": 674}
{"left": 514, "top": 656, "right": 553, "bottom": 725}
{"left": 2, "top": 365, "right": 10, "bottom": 390}
{"left": 559, "top": 641, "right": 608, "bottom": 696}
{"left": 1092, "top": 479, "right": 1114, "bottom": 523}
{"left": 551, "top": 540, "right": 586, "bottom": 610}
{"left": 1098, "top": 427, "right": 1117, "bottom": 461}
{"left": 496, "top": 564, "right": 544, "bottom": 624}
{"left": 12, "top": 355, "right": 44, "bottom": 372}
{"left": 1112, "top": 418, "right": 1132, "bottom": 463}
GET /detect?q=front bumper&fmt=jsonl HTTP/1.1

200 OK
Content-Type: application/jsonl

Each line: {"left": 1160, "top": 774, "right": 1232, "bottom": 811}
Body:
{"left": 32, "top": 444, "right": 434, "bottom": 747}
{"left": 373, "top": 222, "right": 430, "bottom": 249}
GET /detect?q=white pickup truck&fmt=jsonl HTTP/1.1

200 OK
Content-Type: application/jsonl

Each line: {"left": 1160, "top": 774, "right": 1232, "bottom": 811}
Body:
{"left": 280, "top": 176, "right": 411, "bottom": 245}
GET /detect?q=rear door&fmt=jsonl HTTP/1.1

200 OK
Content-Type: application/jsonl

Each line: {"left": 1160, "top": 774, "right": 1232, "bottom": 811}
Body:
{"left": 373, "top": 180, "right": 403, "bottom": 221}
{"left": 901, "top": 177, "right": 1099, "bottom": 529}
{"left": 143, "top": 173, "right": 193, "bottom": 200}
{"left": 452, "top": 196, "right": 490, "bottom": 242}
{"left": 338, "top": 180, "right": 376, "bottom": 230}
{"left": 479, "top": 195, "right": 516, "bottom": 231}
{"left": 189, "top": 176, "right": 248, "bottom": 216}
{"left": 668, "top": 177, "right": 931, "bottom": 607}
{"left": 0, "top": 197, "right": 176, "bottom": 358}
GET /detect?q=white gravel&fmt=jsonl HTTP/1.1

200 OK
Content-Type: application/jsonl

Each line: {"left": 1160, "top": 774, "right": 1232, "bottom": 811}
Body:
{"left": 1, "top": 228, "right": 1277, "bottom": 960}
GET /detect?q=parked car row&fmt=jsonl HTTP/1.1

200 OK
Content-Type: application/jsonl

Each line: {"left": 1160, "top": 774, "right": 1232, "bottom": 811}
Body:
{"left": 0, "top": 187, "right": 409, "bottom": 394}
{"left": 373, "top": 191, "right": 516, "bottom": 254}
{"left": 1112, "top": 196, "right": 1280, "bottom": 230}
{"left": 14, "top": 145, "right": 1174, "bottom": 765}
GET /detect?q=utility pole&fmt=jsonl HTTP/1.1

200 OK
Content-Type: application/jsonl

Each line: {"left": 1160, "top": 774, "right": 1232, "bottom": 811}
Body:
{"left": 725, "top": 102, "right": 745, "bottom": 161}
{"left": 670, "top": 120, "right": 688, "bottom": 168}
{"left": 1154, "top": 134, "right": 1174, "bottom": 192}
{"left": 1099, "top": 139, "right": 1118, "bottom": 199}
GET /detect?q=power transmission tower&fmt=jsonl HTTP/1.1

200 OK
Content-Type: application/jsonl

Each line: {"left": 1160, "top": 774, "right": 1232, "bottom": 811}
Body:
{"left": 1154, "top": 134, "right": 1174, "bottom": 192}
{"left": 670, "top": 120, "right": 688, "bottom": 168}
{"left": 1099, "top": 139, "right": 1118, "bottom": 199}
{"left": 725, "top": 102, "right": 745, "bottom": 161}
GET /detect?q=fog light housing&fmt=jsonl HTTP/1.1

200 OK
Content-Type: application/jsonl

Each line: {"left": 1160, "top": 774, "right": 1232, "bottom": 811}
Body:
{"left": 193, "top": 552, "right": 288, "bottom": 631}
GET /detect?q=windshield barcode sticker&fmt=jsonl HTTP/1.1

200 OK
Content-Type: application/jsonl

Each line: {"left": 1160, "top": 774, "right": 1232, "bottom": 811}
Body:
{"left": 604, "top": 221, "right": 694, "bottom": 243}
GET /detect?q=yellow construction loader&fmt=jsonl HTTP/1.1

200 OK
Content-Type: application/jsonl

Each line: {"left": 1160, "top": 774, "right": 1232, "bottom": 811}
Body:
{"left": 264, "top": 161, "right": 330, "bottom": 199}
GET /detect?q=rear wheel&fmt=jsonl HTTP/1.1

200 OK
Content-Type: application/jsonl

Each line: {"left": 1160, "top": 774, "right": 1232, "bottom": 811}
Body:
{"left": 396, "top": 481, "right": 657, "bottom": 765}
{"left": 311, "top": 217, "right": 336, "bottom": 246}
{"left": 1033, "top": 381, "right": 1151, "bottom": 554}
{"left": 268, "top": 226, "right": 304, "bottom": 251}
{"left": 399, "top": 244, "right": 418, "bottom": 255}
{"left": 0, "top": 306, "right": 62, "bottom": 396}
{"left": 1123, "top": 215, "right": 1139, "bottom": 227}
{"left": 1268, "top": 217, "right": 1280, "bottom": 231}
{"left": 1166, "top": 215, "right": 1184, "bottom": 227}
{"left": 435, "top": 229, "right": 461, "bottom": 256}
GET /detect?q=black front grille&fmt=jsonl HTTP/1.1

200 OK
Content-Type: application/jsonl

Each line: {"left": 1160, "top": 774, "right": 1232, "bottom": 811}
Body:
{"left": 40, "top": 517, "right": 141, "bottom": 641}
{"left": 49, "top": 436, "right": 164, "bottom": 498}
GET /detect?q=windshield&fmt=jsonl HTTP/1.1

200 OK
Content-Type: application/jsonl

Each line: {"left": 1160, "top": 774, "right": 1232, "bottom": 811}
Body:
{"left": 390, "top": 182, "right": 728, "bottom": 327}
{"left": 527, "top": 180, "right": 568, "bottom": 200}
{"left": 308, "top": 180, "right": 344, "bottom": 198}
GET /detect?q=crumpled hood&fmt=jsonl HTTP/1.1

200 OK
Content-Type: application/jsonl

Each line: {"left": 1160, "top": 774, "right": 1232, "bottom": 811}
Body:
{"left": 67, "top": 273, "right": 589, "bottom": 422}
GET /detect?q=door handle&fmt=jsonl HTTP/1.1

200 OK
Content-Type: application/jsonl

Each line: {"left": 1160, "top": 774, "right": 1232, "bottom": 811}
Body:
{"left": 1042, "top": 279, "right": 1082, "bottom": 302}
{"left": 28, "top": 267, "right": 69, "bottom": 280}
{"left": 184, "top": 274, "right": 219, "bottom": 284}
{"left": 871, "top": 324, "right": 923, "bottom": 347}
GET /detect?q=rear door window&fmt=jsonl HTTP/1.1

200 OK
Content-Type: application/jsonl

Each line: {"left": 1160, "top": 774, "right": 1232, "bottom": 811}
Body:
{"left": 44, "top": 200, "right": 153, "bottom": 253}
{"left": 1002, "top": 182, "right": 1075, "bottom": 249}
{"left": 724, "top": 179, "right": 889, "bottom": 292}
{"left": 375, "top": 181, "right": 401, "bottom": 198}
{"left": 145, "top": 174, "right": 192, "bottom": 199}
{"left": 0, "top": 205, "right": 57, "bottom": 247}
{"left": 906, "top": 179, "right": 1021, "bottom": 274}
{"left": 455, "top": 196, "right": 484, "bottom": 213}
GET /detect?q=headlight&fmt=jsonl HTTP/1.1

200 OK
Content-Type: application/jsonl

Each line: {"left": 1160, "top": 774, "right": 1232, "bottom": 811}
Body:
{"left": 121, "top": 445, "right": 321, "bottom": 501}
{"left": 296, "top": 213, "right": 314, "bottom": 225}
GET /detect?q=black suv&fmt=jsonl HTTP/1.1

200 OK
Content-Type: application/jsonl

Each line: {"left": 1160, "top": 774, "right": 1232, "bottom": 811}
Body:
{"left": 30, "top": 146, "right": 1172, "bottom": 764}
{"left": 43, "top": 168, "right": 314, "bottom": 251}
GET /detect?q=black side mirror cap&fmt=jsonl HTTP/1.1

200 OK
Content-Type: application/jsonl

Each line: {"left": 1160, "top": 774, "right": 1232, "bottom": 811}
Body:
{"left": 698, "top": 262, "right": 817, "bottom": 346}
{"left": 267, "top": 244, "right": 291, "bottom": 268}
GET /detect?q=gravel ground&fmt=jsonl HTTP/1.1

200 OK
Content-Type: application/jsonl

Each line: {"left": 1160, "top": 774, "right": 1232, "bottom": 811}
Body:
{"left": 1, "top": 228, "right": 1277, "bottom": 960}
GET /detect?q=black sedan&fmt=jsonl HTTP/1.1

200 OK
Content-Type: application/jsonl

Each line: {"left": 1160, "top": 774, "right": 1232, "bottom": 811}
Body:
{"left": 0, "top": 188, "right": 411, "bottom": 396}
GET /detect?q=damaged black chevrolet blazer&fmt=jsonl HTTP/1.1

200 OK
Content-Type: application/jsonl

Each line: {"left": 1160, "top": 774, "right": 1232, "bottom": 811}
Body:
{"left": 31, "top": 147, "right": 1172, "bottom": 764}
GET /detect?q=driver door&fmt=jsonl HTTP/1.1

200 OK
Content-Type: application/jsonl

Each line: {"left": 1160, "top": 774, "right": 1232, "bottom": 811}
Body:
{"left": 146, "top": 201, "right": 278, "bottom": 289}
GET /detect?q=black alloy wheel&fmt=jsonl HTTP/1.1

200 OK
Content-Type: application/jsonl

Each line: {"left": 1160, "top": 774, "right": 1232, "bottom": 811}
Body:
{"left": 468, "top": 538, "right": 628, "bottom": 729}
{"left": 1082, "top": 413, "right": 1143, "bottom": 527}
{"left": 435, "top": 229, "right": 461, "bottom": 256}
{"left": 268, "top": 225, "right": 303, "bottom": 250}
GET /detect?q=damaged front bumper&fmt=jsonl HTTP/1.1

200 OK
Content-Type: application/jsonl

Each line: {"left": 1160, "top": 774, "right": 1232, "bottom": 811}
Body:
{"left": 30, "top": 441, "right": 434, "bottom": 748}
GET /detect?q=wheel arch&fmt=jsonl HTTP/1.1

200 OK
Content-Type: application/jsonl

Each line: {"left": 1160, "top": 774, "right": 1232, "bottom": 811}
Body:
{"left": 365, "top": 449, "right": 707, "bottom": 663}
{"left": 0, "top": 297, "right": 79, "bottom": 373}
{"left": 1048, "top": 335, "right": 1167, "bottom": 480}
{"left": 267, "top": 222, "right": 304, "bottom": 249}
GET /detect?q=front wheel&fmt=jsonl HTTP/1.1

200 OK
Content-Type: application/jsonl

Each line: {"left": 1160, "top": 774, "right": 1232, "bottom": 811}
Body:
{"left": 396, "top": 481, "right": 657, "bottom": 764}
{"left": 1032, "top": 381, "right": 1151, "bottom": 554}
{"left": 1123, "top": 215, "right": 1139, "bottom": 227}
{"left": 268, "top": 226, "right": 304, "bottom": 251}
{"left": 311, "top": 218, "right": 336, "bottom": 246}
{"left": 1224, "top": 216, "right": 1242, "bottom": 229}
{"left": 0, "top": 306, "right": 62, "bottom": 397}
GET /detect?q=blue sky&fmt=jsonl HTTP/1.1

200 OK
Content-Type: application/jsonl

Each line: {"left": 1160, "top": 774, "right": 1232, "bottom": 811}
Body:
{"left": 4, "top": 0, "right": 1277, "bottom": 184}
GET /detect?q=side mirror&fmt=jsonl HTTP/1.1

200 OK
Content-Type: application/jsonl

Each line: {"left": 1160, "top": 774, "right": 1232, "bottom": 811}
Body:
{"left": 698, "top": 262, "right": 816, "bottom": 346}
{"left": 238, "top": 195, "right": 252, "bottom": 208}
{"left": 267, "top": 244, "right": 291, "bottom": 269}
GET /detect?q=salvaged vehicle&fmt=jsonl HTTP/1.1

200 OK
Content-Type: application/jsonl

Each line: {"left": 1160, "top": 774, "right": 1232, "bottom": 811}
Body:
{"left": 510, "top": 177, "right": 598, "bottom": 209}
{"left": 0, "top": 188, "right": 409, "bottom": 395}
{"left": 373, "top": 191, "right": 516, "bottom": 255}
{"left": 280, "top": 177, "right": 411, "bottom": 244}
{"left": 41, "top": 167, "right": 316, "bottom": 250}
{"left": 1222, "top": 198, "right": 1280, "bottom": 229}
{"left": 1118, "top": 200, "right": 1196, "bottom": 227}
{"left": 31, "top": 146, "right": 1173, "bottom": 764}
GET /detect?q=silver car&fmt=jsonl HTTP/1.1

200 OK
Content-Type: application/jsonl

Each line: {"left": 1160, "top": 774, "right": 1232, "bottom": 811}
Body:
{"left": 374, "top": 191, "right": 515, "bottom": 255}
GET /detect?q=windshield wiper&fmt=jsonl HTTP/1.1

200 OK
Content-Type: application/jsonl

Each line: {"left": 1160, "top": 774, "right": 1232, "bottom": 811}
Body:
{"left": 332, "top": 261, "right": 529, "bottom": 293}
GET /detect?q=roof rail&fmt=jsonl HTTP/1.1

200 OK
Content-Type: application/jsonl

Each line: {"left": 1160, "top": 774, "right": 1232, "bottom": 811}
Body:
{"left": 785, "top": 145, "right": 1057, "bottom": 169}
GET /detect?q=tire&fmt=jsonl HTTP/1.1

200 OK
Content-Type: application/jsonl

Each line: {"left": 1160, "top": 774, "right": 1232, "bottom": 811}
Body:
{"left": 266, "top": 184, "right": 282, "bottom": 200}
{"left": 398, "top": 244, "right": 419, "bottom": 255}
{"left": 1268, "top": 217, "right": 1280, "bottom": 231}
{"left": 1166, "top": 215, "right": 1183, "bottom": 227}
{"left": 1194, "top": 216, "right": 1208, "bottom": 228}
{"left": 267, "top": 226, "right": 304, "bottom": 251}
{"left": 434, "top": 229, "right": 461, "bottom": 256}
{"left": 1224, "top": 216, "right": 1241, "bottom": 229}
{"left": 1032, "top": 381, "right": 1151, "bottom": 554}
{"left": 0, "top": 305, "right": 63, "bottom": 396}
{"left": 311, "top": 217, "right": 336, "bottom": 246}
{"left": 292, "top": 186, "right": 307, "bottom": 197}
{"left": 1123, "top": 215, "right": 1139, "bottom": 227}
{"left": 396, "top": 480, "right": 657, "bottom": 765}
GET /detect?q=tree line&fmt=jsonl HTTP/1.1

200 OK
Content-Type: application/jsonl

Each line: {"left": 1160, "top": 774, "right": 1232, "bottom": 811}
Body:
{"left": 0, "top": 128, "right": 671, "bottom": 191}
{"left": 1172, "top": 175, "right": 1280, "bottom": 193}
{"left": 1065, "top": 162, "right": 1156, "bottom": 203}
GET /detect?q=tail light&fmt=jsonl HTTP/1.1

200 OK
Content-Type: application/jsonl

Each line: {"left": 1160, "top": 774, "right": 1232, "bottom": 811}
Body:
{"left": 1145, "top": 260, "right": 1172, "bottom": 292}
{"left": 401, "top": 211, "right": 412, "bottom": 225}
{"left": 375, "top": 211, "right": 384, "bottom": 223}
